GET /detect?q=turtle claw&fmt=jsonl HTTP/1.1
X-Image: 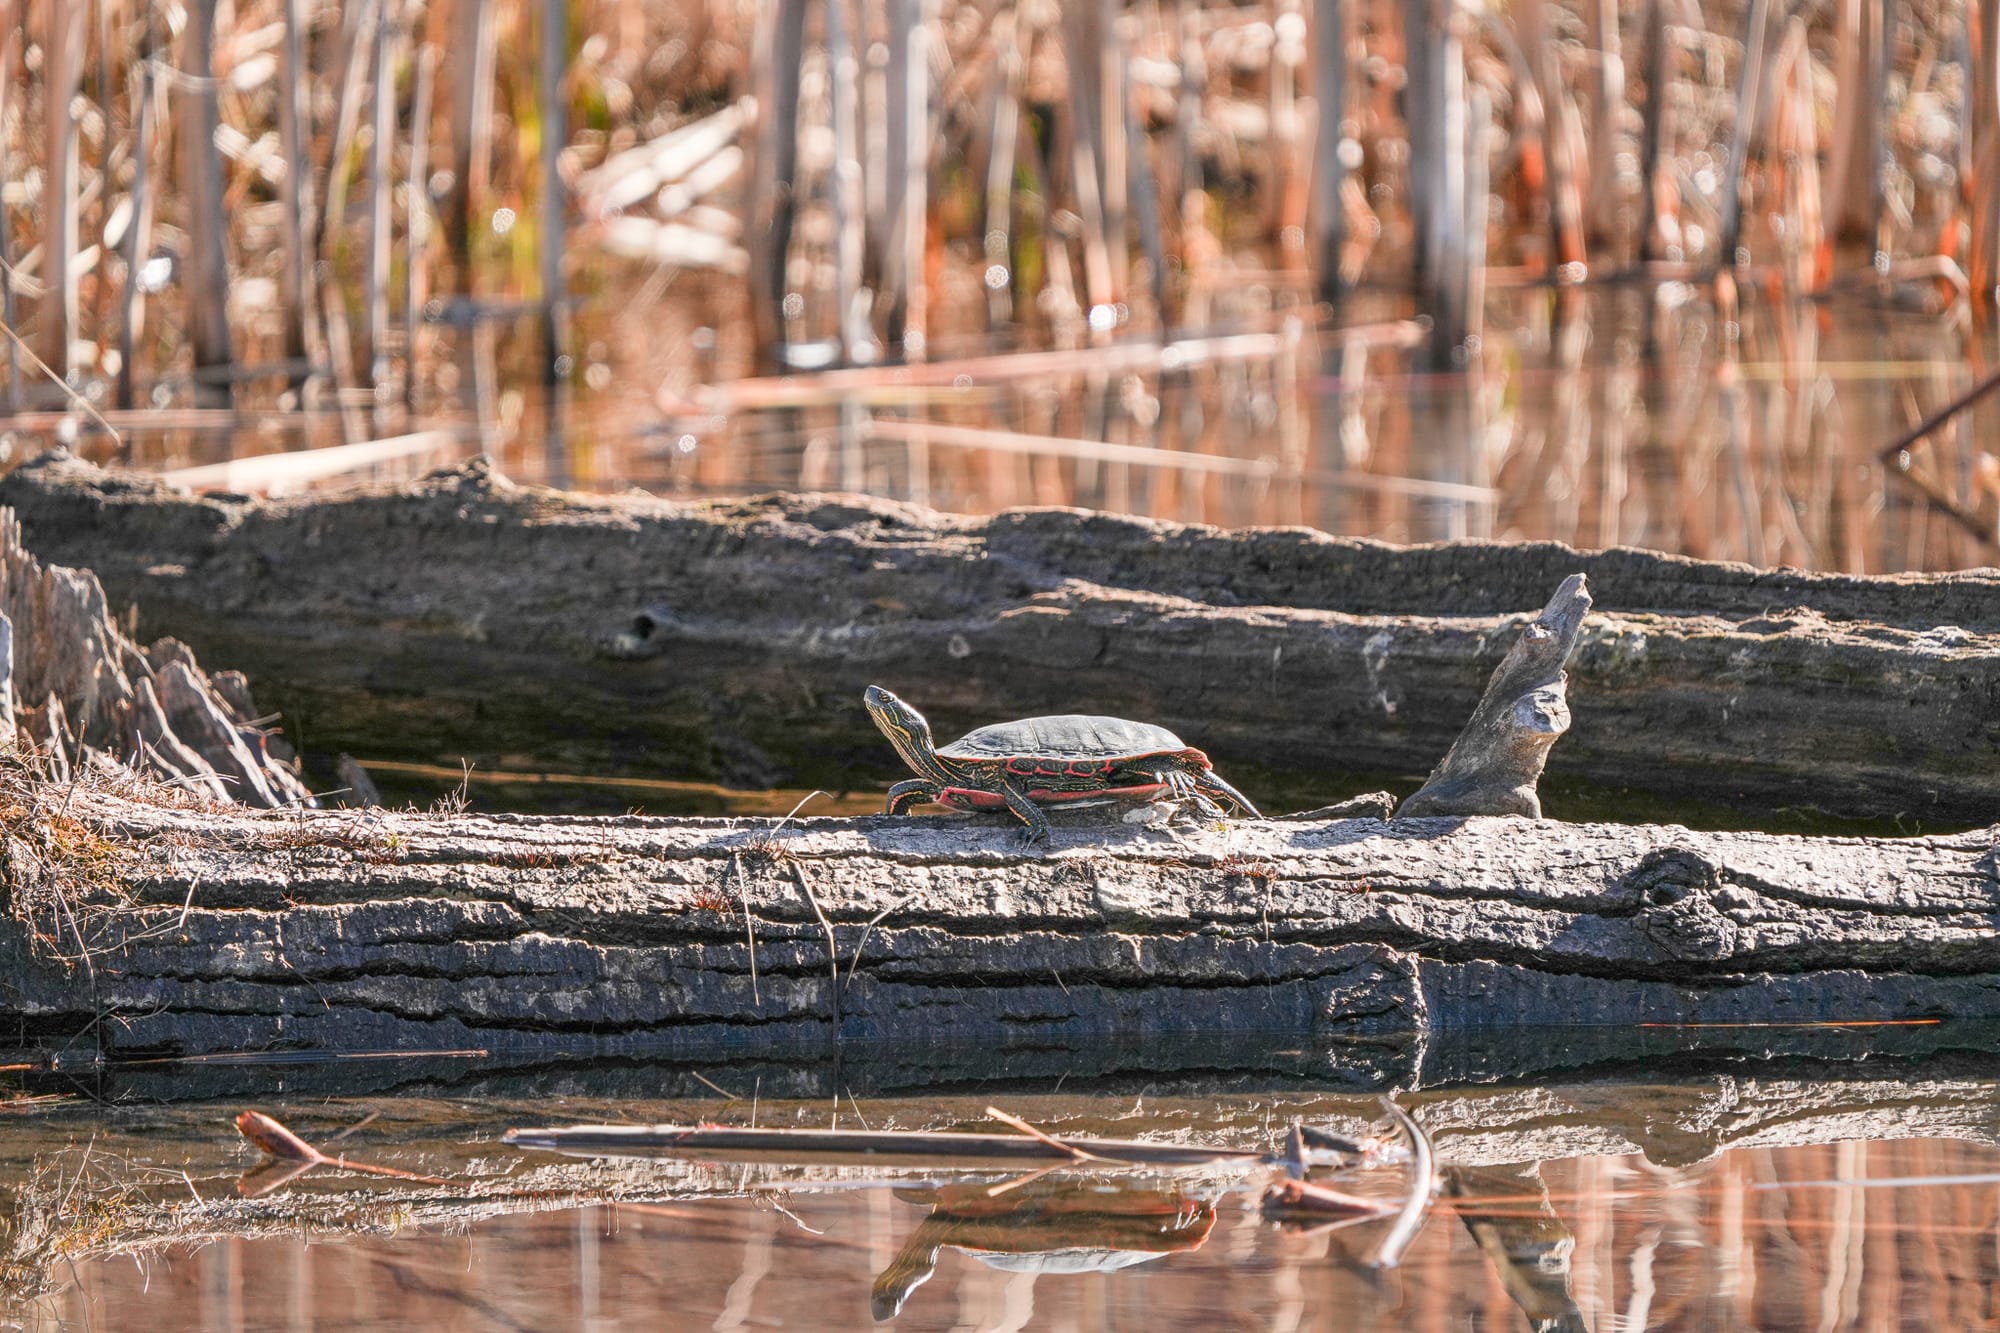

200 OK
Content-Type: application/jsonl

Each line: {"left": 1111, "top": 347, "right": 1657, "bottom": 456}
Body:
{"left": 1015, "top": 823, "right": 1050, "bottom": 849}
{"left": 1163, "top": 770, "right": 1229, "bottom": 821}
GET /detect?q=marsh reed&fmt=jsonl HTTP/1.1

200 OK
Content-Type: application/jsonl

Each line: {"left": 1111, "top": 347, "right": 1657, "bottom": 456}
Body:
{"left": 1, "top": 0, "right": 1998, "bottom": 570}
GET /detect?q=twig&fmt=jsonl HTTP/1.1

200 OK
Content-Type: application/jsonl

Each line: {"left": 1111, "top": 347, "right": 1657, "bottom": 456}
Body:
{"left": 983, "top": 1106, "right": 1111, "bottom": 1164}
{"left": 0, "top": 318, "right": 122, "bottom": 449}
{"left": 50, "top": 880, "right": 97, "bottom": 984}
{"left": 235, "top": 1110, "right": 454, "bottom": 1189}
{"left": 767, "top": 788, "right": 828, "bottom": 839}
{"left": 689, "top": 1070, "right": 739, "bottom": 1101}
{"left": 500, "top": 1122, "right": 1262, "bottom": 1166}
{"left": 1261, "top": 1177, "right": 1397, "bottom": 1220}
{"left": 790, "top": 862, "right": 841, "bottom": 1033}
{"left": 841, "top": 891, "right": 912, "bottom": 997}
{"left": 730, "top": 853, "right": 760, "bottom": 1008}
{"left": 982, "top": 1161, "right": 1068, "bottom": 1198}
{"left": 1877, "top": 361, "right": 2000, "bottom": 463}
{"left": 321, "top": 1109, "right": 382, "bottom": 1146}
{"left": 1368, "top": 1098, "right": 1437, "bottom": 1269}
{"left": 57, "top": 719, "right": 91, "bottom": 821}
{"left": 756, "top": 1191, "right": 827, "bottom": 1235}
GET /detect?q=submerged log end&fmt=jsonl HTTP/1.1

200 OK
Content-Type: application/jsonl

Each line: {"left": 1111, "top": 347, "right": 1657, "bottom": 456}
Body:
{"left": 1397, "top": 574, "right": 1591, "bottom": 821}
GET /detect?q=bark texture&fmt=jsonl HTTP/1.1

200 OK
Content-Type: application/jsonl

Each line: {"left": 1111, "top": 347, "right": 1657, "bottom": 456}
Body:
{"left": 4, "top": 453, "right": 1999, "bottom": 824}
{"left": 8, "top": 789, "right": 1999, "bottom": 1056}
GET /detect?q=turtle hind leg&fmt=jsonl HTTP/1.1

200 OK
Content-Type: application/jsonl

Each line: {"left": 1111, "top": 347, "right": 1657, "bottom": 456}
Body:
{"left": 1193, "top": 767, "right": 1262, "bottom": 818}
{"left": 886, "top": 779, "right": 943, "bottom": 815}
{"left": 1160, "top": 768, "right": 1228, "bottom": 819}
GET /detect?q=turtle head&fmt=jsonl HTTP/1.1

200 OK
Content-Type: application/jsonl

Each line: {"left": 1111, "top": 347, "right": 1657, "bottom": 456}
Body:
{"left": 864, "top": 686, "right": 953, "bottom": 782}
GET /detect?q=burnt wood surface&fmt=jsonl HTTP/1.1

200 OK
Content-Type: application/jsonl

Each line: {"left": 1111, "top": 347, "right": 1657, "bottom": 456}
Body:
{"left": 5, "top": 452, "right": 1998, "bottom": 824}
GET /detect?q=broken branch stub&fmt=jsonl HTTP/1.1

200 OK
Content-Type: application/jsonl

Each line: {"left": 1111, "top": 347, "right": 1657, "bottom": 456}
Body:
{"left": 0, "top": 504, "right": 308, "bottom": 806}
{"left": 1397, "top": 573, "right": 1592, "bottom": 820}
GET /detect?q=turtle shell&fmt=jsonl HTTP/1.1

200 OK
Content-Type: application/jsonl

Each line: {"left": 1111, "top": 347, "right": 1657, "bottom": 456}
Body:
{"left": 937, "top": 714, "right": 1200, "bottom": 763}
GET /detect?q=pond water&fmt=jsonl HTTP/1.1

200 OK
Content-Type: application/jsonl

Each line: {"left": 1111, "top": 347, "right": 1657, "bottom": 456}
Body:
{"left": 37, "top": 280, "right": 2000, "bottom": 579}
{"left": 9, "top": 1026, "right": 2000, "bottom": 1331}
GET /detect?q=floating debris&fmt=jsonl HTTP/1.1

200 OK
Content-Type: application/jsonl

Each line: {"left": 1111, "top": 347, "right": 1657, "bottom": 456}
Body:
{"left": 501, "top": 1121, "right": 1267, "bottom": 1170}
{"left": 233, "top": 1110, "right": 453, "bottom": 1198}
{"left": 1260, "top": 1177, "right": 1398, "bottom": 1224}
{"left": 1368, "top": 1098, "right": 1439, "bottom": 1269}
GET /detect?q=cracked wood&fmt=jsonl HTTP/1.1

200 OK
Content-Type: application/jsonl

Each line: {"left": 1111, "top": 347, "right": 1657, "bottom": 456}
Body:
{"left": 7, "top": 789, "right": 1999, "bottom": 1055}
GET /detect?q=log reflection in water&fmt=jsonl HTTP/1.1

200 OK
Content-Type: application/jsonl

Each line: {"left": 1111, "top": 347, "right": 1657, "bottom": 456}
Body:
{"left": 1447, "top": 1163, "right": 1588, "bottom": 1333}
{"left": 21, "top": 1115, "right": 2000, "bottom": 1329}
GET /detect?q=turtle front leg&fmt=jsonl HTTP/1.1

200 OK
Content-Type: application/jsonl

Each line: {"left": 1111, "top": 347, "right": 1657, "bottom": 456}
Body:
{"left": 990, "top": 776, "right": 1053, "bottom": 846}
{"left": 885, "top": 779, "right": 943, "bottom": 815}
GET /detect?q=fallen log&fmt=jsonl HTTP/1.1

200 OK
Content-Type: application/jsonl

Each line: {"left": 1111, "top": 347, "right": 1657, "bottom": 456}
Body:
{"left": 7, "top": 779, "right": 1999, "bottom": 1057}
{"left": 5, "top": 452, "right": 1999, "bottom": 824}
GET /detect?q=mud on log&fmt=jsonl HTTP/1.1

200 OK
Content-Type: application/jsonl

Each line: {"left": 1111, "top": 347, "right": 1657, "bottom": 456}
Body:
{"left": 9, "top": 787, "right": 2000, "bottom": 1055}
{"left": 4, "top": 452, "right": 1997, "bottom": 824}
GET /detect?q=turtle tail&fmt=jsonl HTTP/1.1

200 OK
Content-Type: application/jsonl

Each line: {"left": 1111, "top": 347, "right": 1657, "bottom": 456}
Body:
{"left": 1196, "top": 768, "right": 1262, "bottom": 818}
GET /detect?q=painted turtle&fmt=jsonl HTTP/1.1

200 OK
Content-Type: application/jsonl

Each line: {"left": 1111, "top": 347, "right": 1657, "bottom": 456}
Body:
{"left": 864, "top": 685, "right": 1261, "bottom": 844}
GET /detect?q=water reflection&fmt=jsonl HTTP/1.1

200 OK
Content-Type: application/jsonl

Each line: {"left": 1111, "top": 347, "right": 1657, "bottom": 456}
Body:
{"left": 8, "top": 1021, "right": 2000, "bottom": 1329}
{"left": 870, "top": 1179, "right": 1219, "bottom": 1319}
{"left": 29, "top": 1135, "right": 2000, "bottom": 1331}
{"left": 45, "top": 281, "right": 2000, "bottom": 576}
{"left": 1448, "top": 1163, "right": 1588, "bottom": 1333}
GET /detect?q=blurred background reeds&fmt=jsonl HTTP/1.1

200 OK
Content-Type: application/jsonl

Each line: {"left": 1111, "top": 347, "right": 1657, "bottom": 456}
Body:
{"left": 4, "top": 0, "right": 2000, "bottom": 570}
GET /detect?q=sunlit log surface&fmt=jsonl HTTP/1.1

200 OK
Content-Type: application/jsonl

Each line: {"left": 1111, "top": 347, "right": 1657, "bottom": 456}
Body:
{"left": 6, "top": 452, "right": 1999, "bottom": 825}
{"left": 9, "top": 784, "right": 2000, "bottom": 1056}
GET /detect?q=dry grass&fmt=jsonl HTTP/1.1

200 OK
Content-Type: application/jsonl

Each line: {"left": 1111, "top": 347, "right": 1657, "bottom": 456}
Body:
{"left": 0, "top": 746, "right": 158, "bottom": 970}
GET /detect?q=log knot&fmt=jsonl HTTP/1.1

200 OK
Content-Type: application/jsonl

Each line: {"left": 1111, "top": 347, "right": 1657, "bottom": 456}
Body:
{"left": 1321, "top": 944, "right": 1426, "bottom": 1029}
{"left": 1626, "top": 848, "right": 1742, "bottom": 963}
{"left": 606, "top": 605, "right": 681, "bottom": 659}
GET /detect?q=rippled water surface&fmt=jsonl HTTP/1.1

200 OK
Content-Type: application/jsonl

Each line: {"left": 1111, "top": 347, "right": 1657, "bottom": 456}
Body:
{"left": 47, "top": 1139, "right": 2000, "bottom": 1331}
{"left": 11, "top": 1029, "right": 2000, "bottom": 1331}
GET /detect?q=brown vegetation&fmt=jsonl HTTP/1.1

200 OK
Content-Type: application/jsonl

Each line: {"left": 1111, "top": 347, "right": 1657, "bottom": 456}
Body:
{"left": 0, "top": 1, "right": 1995, "bottom": 569}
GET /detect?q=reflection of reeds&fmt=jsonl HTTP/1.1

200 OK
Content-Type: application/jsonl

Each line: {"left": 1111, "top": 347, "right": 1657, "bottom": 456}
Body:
{"left": 1, "top": 0, "right": 1997, "bottom": 569}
